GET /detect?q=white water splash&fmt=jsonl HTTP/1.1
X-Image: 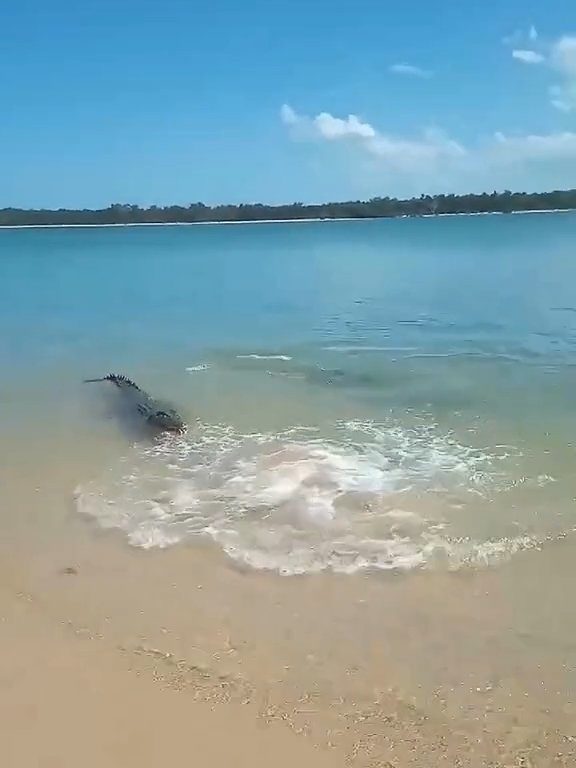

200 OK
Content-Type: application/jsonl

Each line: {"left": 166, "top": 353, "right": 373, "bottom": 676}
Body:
{"left": 236, "top": 354, "right": 293, "bottom": 361}
{"left": 75, "top": 420, "right": 541, "bottom": 575}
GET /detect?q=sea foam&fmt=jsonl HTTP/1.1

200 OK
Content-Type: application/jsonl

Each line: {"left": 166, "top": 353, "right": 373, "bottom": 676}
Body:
{"left": 75, "top": 419, "right": 540, "bottom": 575}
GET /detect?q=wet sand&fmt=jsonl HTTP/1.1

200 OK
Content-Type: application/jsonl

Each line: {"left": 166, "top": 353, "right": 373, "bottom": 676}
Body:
{"left": 0, "top": 413, "right": 574, "bottom": 767}
{"left": 2, "top": 497, "right": 575, "bottom": 766}
{"left": 0, "top": 576, "right": 343, "bottom": 768}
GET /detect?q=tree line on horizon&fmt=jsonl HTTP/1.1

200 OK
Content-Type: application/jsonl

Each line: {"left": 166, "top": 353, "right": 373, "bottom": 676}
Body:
{"left": 2, "top": 189, "right": 576, "bottom": 226}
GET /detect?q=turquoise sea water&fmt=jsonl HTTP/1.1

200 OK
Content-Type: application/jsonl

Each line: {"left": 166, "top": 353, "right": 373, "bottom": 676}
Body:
{"left": 2, "top": 214, "right": 576, "bottom": 574}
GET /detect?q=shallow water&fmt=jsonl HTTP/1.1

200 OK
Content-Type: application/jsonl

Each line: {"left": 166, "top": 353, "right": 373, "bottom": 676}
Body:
{"left": 2, "top": 214, "right": 576, "bottom": 575}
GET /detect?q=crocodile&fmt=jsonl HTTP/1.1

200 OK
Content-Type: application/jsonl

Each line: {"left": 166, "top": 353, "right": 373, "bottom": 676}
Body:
{"left": 84, "top": 374, "right": 186, "bottom": 434}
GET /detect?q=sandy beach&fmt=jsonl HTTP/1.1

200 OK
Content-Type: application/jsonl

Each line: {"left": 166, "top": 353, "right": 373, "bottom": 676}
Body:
{"left": 0, "top": 575, "right": 343, "bottom": 768}
{"left": 0, "top": 420, "right": 575, "bottom": 767}
{"left": 1, "top": 464, "right": 575, "bottom": 767}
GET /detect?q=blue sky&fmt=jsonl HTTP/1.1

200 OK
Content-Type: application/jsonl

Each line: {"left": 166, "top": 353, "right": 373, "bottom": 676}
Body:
{"left": 2, "top": 0, "right": 576, "bottom": 207}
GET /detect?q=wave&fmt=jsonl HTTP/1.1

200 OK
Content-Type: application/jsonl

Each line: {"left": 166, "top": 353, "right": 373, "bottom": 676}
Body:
{"left": 323, "top": 346, "right": 419, "bottom": 354}
{"left": 236, "top": 354, "right": 293, "bottom": 361}
{"left": 75, "top": 419, "right": 545, "bottom": 576}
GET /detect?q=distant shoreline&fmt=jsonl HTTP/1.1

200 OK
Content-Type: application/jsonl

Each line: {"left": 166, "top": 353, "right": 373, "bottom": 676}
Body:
{"left": 4, "top": 187, "right": 576, "bottom": 228}
{"left": 1, "top": 208, "right": 575, "bottom": 230}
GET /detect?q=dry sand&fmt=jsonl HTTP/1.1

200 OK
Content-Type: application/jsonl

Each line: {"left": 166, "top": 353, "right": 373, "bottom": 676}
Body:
{"left": 0, "top": 575, "right": 343, "bottom": 768}
{"left": 2, "top": 531, "right": 575, "bottom": 768}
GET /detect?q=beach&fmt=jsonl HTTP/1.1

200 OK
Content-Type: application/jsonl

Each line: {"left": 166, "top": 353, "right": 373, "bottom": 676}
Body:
{"left": 1, "top": 214, "right": 576, "bottom": 766}
{"left": 0, "top": 576, "right": 342, "bottom": 768}
{"left": 1, "top": 474, "right": 575, "bottom": 767}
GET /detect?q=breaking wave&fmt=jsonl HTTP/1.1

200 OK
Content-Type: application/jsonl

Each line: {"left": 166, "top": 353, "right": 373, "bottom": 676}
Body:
{"left": 75, "top": 419, "right": 540, "bottom": 575}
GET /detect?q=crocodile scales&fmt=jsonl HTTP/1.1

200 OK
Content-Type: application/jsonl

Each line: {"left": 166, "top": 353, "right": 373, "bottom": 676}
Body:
{"left": 84, "top": 374, "right": 186, "bottom": 434}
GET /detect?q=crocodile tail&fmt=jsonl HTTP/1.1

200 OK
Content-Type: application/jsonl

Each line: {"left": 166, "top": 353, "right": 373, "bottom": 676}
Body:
{"left": 84, "top": 374, "right": 140, "bottom": 389}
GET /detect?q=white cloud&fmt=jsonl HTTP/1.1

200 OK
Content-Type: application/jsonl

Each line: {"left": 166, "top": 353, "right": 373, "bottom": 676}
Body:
{"left": 491, "top": 131, "right": 576, "bottom": 161}
{"left": 280, "top": 104, "right": 298, "bottom": 125}
{"left": 548, "top": 36, "right": 576, "bottom": 111}
{"left": 389, "top": 63, "right": 432, "bottom": 78}
{"left": 512, "top": 49, "right": 544, "bottom": 64}
{"left": 550, "top": 93, "right": 572, "bottom": 112}
{"left": 367, "top": 129, "right": 466, "bottom": 172}
{"left": 280, "top": 105, "right": 466, "bottom": 176}
{"left": 507, "top": 32, "right": 576, "bottom": 111}
{"left": 280, "top": 105, "right": 576, "bottom": 189}
{"left": 313, "top": 112, "right": 376, "bottom": 139}
{"left": 550, "top": 35, "right": 576, "bottom": 72}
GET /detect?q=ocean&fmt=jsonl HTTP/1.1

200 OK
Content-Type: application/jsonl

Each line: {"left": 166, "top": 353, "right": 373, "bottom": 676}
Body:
{"left": 1, "top": 214, "right": 575, "bottom": 763}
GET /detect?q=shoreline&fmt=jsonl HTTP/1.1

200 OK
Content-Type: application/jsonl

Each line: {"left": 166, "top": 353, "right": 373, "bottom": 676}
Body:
{"left": 1, "top": 207, "right": 575, "bottom": 230}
